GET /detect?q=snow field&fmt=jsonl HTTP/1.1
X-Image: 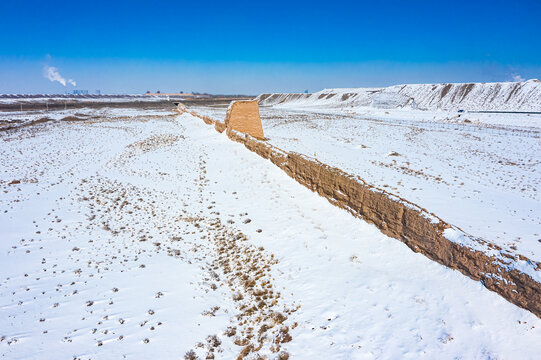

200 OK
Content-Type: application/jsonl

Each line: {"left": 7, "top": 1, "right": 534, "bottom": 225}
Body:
{"left": 0, "top": 110, "right": 540, "bottom": 359}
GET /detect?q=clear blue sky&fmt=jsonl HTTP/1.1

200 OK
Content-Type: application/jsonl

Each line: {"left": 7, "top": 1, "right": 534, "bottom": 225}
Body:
{"left": 1, "top": 0, "right": 540, "bottom": 94}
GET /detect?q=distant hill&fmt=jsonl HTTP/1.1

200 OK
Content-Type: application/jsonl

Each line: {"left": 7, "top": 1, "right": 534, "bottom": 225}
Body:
{"left": 256, "top": 79, "right": 541, "bottom": 112}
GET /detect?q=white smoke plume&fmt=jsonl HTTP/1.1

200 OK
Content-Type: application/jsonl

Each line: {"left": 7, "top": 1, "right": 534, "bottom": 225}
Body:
{"left": 44, "top": 65, "right": 76, "bottom": 87}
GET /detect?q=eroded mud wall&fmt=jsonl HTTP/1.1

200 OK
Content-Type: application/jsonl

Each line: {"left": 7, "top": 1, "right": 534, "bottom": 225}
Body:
{"left": 177, "top": 103, "right": 541, "bottom": 317}
{"left": 225, "top": 100, "right": 264, "bottom": 140}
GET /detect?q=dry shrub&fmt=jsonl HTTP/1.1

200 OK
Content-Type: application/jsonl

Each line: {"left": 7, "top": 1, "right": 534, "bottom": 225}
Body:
{"left": 184, "top": 350, "right": 198, "bottom": 360}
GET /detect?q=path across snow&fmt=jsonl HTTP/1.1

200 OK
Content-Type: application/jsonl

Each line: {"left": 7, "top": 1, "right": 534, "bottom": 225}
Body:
{"left": 1, "top": 110, "right": 540, "bottom": 359}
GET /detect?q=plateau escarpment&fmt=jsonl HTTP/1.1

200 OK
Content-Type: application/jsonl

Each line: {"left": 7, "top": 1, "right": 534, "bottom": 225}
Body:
{"left": 257, "top": 79, "right": 541, "bottom": 111}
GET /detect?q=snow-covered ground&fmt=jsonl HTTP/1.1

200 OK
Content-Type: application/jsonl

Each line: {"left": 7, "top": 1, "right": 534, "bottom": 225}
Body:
{"left": 0, "top": 107, "right": 176, "bottom": 129}
{"left": 0, "top": 96, "right": 168, "bottom": 105}
{"left": 1, "top": 108, "right": 540, "bottom": 359}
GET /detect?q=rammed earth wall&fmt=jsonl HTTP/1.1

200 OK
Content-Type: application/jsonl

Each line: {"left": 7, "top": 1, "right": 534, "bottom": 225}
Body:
{"left": 225, "top": 100, "right": 264, "bottom": 140}
{"left": 176, "top": 103, "right": 541, "bottom": 318}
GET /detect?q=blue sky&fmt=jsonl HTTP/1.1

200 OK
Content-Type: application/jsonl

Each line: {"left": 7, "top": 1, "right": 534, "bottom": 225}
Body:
{"left": 1, "top": 0, "right": 540, "bottom": 94}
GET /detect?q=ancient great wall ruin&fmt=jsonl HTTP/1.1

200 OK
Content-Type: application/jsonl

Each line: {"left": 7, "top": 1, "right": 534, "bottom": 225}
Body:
{"left": 176, "top": 100, "right": 541, "bottom": 318}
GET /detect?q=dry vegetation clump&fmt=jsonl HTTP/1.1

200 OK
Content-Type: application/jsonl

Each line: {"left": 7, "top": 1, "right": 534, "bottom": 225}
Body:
{"left": 126, "top": 134, "right": 181, "bottom": 153}
{"left": 184, "top": 350, "right": 199, "bottom": 360}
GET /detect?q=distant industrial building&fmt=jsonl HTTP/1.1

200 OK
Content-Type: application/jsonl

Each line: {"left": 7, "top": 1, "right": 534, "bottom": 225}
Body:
{"left": 65, "top": 90, "right": 89, "bottom": 95}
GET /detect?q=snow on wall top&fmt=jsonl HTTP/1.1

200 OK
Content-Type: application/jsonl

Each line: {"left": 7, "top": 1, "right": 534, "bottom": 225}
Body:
{"left": 256, "top": 79, "right": 541, "bottom": 111}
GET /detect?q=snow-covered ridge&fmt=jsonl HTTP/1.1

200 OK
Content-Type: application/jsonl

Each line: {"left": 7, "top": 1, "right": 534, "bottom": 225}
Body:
{"left": 257, "top": 79, "right": 541, "bottom": 111}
